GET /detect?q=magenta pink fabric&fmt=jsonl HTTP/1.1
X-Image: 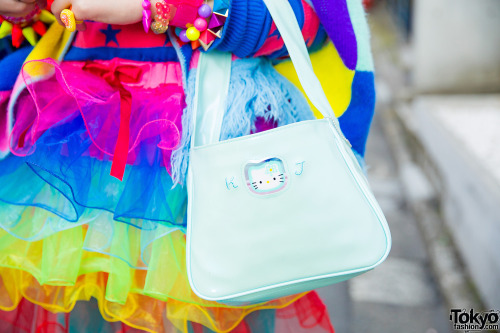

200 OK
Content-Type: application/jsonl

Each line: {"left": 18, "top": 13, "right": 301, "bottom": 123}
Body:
{"left": 72, "top": 23, "right": 173, "bottom": 49}
{"left": 254, "top": 0, "right": 320, "bottom": 57}
{"left": 0, "top": 90, "right": 11, "bottom": 155}
{"left": 10, "top": 58, "right": 184, "bottom": 172}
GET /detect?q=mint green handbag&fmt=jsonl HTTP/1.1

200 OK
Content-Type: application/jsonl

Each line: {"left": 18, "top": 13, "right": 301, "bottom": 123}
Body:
{"left": 186, "top": 0, "right": 391, "bottom": 306}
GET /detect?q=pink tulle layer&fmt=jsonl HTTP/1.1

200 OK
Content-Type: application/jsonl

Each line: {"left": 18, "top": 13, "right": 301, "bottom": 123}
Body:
{"left": 0, "top": 90, "right": 11, "bottom": 155}
{"left": 10, "top": 58, "right": 185, "bottom": 172}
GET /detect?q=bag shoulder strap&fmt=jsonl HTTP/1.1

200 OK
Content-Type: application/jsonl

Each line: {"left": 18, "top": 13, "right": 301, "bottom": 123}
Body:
{"left": 191, "top": 51, "right": 232, "bottom": 147}
{"left": 261, "top": 0, "right": 337, "bottom": 122}
{"left": 193, "top": 0, "right": 342, "bottom": 148}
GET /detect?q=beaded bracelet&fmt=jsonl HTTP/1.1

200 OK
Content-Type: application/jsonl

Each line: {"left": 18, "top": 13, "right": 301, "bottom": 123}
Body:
{"left": 0, "top": 2, "right": 55, "bottom": 48}
{"left": 143, "top": 0, "right": 171, "bottom": 34}
{"left": 142, "top": 0, "right": 152, "bottom": 33}
{"left": 2, "top": 2, "right": 43, "bottom": 25}
{"left": 175, "top": 4, "right": 227, "bottom": 51}
{"left": 141, "top": 0, "right": 227, "bottom": 50}
{"left": 151, "top": 1, "right": 171, "bottom": 34}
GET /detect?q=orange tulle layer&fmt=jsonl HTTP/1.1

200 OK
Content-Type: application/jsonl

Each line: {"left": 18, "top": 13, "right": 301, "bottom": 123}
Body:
{"left": 0, "top": 267, "right": 311, "bottom": 332}
{"left": 0, "top": 268, "right": 336, "bottom": 332}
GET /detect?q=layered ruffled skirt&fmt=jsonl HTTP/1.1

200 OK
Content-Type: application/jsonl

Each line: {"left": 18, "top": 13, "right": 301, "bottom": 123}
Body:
{"left": 0, "top": 52, "right": 334, "bottom": 332}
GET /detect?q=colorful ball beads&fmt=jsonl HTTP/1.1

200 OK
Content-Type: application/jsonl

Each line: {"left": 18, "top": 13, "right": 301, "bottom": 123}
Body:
{"left": 186, "top": 26, "right": 201, "bottom": 41}
{"left": 179, "top": 30, "right": 190, "bottom": 43}
{"left": 198, "top": 4, "right": 212, "bottom": 18}
{"left": 173, "top": 3, "right": 225, "bottom": 51}
{"left": 177, "top": 4, "right": 210, "bottom": 44}
{"left": 194, "top": 17, "right": 208, "bottom": 31}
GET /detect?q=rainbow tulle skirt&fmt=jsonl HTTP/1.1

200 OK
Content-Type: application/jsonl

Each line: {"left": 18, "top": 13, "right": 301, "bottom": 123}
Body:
{"left": 0, "top": 56, "right": 335, "bottom": 332}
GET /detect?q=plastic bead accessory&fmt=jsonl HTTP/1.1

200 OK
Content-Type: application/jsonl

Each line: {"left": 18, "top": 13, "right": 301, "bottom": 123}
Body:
{"left": 151, "top": 0, "right": 171, "bottom": 34}
{"left": 194, "top": 17, "right": 207, "bottom": 31}
{"left": 60, "top": 8, "right": 82, "bottom": 32}
{"left": 198, "top": 4, "right": 212, "bottom": 18}
{"left": 186, "top": 26, "right": 200, "bottom": 41}
{"left": 142, "top": 0, "right": 152, "bottom": 33}
{"left": 175, "top": 3, "right": 227, "bottom": 50}
{"left": 179, "top": 29, "right": 190, "bottom": 43}
{"left": 208, "top": 12, "right": 224, "bottom": 29}
{"left": 139, "top": 1, "right": 227, "bottom": 49}
{"left": 0, "top": 0, "right": 55, "bottom": 47}
{"left": 2, "top": 4, "right": 40, "bottom": 24}
{"left": 199, "top": 29, "right": 216, "bottom": 45}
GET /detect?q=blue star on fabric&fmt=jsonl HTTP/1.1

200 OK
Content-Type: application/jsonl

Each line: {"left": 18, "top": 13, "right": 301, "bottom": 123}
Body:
{"left": 99, "top": 25, "right": 121, "bottom": 46}
{"left": 270, "top": 29, "right": 281, "bottom": 39}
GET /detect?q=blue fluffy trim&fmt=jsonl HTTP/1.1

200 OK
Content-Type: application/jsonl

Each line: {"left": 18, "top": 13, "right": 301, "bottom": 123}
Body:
{"left": 171, "top": 57, "right": 314, "bottom": 186}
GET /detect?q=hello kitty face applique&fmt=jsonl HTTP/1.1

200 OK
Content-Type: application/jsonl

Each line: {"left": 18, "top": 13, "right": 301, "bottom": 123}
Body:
{"left": 245, "top": 158, "right": 288, "bottom": 195}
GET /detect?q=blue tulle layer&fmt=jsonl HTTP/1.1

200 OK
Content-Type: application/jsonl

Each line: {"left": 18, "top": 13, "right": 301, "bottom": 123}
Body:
{"left": 1, "top": 57, "right": 316, "bottom": 230}
{"left": 0, "top": 115, "right": 186, "bottom": 228}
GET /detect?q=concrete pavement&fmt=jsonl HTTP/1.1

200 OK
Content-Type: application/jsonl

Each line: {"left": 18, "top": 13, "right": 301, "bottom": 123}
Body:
{"left": 317, "top": 115, "right": 453, "bottom": 333}
{"left": 315, "top": 5, "right": 458, "bottom": 331}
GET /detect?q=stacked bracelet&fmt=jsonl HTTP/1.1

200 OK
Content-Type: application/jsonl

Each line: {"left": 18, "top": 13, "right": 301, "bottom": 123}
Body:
{"left": 143, "top": 0, "right": 172, "bottom": 34}
{"left": 176, "top": 4, "right": 227, "bottom": 50}
{"left": 151, "top": 1, "right": 171, "bottom": 34}
{"left": 141, "top": 0, "right": 228, "bottom": 50}
{"left": 2, "top": 4, "right": 40, "bottom": 25}
{"left": 142, "top": 0, "right": 152, "bottom": 33}
{"left": 0, "top": 2, "right": 55, "bottom": 48}
{"left": 177, "top": 4, "right": 211, "bottom": 43}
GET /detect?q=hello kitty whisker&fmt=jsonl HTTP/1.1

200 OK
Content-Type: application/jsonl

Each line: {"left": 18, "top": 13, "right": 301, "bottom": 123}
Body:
{"left": 245, "top": 158, "right": 287, "bottom": 194}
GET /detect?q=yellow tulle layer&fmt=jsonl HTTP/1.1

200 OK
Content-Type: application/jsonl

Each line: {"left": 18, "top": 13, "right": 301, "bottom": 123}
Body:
{"left": 0, "top": 226, "right": 306, "bottom": 332}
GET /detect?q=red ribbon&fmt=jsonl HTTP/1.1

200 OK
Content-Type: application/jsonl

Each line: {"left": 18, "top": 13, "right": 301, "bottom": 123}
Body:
{"left": 83, "top": 61, "right": 143, "bottom": 181}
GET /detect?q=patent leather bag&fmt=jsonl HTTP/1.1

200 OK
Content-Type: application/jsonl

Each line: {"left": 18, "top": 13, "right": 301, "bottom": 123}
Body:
{"left": 186, "top": 0, "right": 391, "bottom": 306}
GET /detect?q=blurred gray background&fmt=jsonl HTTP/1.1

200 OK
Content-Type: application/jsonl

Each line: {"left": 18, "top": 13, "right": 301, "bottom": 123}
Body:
{"left": 317, "top": 1, "right": 500, "bottom": 332}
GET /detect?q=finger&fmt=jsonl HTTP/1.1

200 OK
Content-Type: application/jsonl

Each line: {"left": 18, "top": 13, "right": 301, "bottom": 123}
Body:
{"left": 50, "top": 0, "right": 72, "bottom": 26}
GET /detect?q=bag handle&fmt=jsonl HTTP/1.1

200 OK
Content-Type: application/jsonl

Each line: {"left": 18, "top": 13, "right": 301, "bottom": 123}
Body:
{"left": 261, "top": 0, "right": 338, "bottom": 122}
{"left": 191, "top": 50, "right": 232, "bottom": 147}
{"left": 192, "top": 0, "right": 342, "bottom": 148}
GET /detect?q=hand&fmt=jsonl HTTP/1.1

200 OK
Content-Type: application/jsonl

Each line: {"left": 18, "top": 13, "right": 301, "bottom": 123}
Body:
{"left": 0, "top": 0, "right": 44, "bottom": 18}
{"left": 51, "top": 0, "right": 143, "bottom": 30}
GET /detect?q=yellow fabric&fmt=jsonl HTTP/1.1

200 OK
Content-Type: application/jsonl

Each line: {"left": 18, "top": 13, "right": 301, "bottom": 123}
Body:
{"left": 22, "top": 21, "right": 73, "bottom": 77}
{"left": 0, "top": 268, "right": 305, "bottom": 333}
{"left": 274, "top": 42, "right": 355, "bottom": 119}
{"left": 0, "top": 223, "right": 302, "bottom": 309}
{"left": 0, "top": 225, "right": 306, "bottom": 332}
{"left": 0, "top": 21, "right": 326, "bottom": 332}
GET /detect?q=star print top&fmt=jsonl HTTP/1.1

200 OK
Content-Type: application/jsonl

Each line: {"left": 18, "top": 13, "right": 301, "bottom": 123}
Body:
{"left": 64, "top": 0, "right": 324, "bottom": 65}
{"left": 1, "top": 0, "right": 377, "bottom": 162}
